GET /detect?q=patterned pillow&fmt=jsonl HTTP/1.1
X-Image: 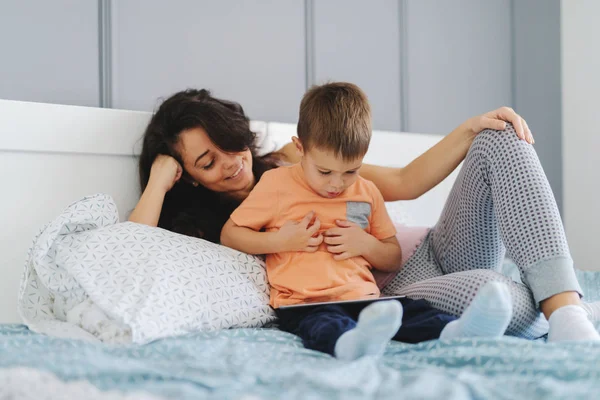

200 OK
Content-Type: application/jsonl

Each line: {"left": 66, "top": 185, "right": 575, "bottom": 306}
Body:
{"left": 20, "top": 194, "right": 275, "bottom": 344}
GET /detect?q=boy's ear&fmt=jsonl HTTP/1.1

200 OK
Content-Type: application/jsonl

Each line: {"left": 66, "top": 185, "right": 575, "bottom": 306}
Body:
{"left": 292, "top": 136, "right": 304, "bottom": 157}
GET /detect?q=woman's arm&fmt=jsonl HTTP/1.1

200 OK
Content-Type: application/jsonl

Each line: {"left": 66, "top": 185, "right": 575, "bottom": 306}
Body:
{"left": 129, "top": 155, "right": 182, "bottom": 226}
{"left": 363, "top": 108, "right": 533, "bottom": 201}
{"left": 128, "top": 183, "right": 168, "bottom": 226}
{"left": 359, "top": 126, "right": 475, "bottom": 201}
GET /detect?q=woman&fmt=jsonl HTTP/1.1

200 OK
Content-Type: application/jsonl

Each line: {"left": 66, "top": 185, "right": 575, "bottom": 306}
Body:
{"left": 130, "top": 88, "right": 599, "bottom": 341}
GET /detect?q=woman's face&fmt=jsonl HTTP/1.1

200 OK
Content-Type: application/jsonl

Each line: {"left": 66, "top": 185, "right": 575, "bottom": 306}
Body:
{"left": 175, "top": 127, "right": 255, "bottom": 198}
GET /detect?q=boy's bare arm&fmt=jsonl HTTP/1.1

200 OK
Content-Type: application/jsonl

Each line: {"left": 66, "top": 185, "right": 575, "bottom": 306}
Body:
{"left": 220, "top": 218, "right": 284, "bottom": 255}
{"left": 220, "top": 212, "right": 324, "bottom": 255}
{"left": 361, "top": 235, "right": 402, "bottom": 272}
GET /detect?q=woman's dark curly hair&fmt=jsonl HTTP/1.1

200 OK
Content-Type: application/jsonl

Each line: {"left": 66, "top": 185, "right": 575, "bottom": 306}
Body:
{"left": 138, "top": 89, "right": 278, "bottom": 243}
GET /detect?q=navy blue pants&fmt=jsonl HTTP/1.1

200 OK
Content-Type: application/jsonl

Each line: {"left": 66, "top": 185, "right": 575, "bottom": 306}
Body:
{"left": 275, "top": 298, "right": 456, "bottom": 356}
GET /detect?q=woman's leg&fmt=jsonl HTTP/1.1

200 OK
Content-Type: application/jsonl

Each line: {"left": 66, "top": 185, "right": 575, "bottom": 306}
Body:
{"left": 382, "top": 236, "right": 549, "bottom": 339}
{"left": 386, "top": 268, "right": 549, "bottom": 339}
{"left": 429, "top": 125, "right": 580, "bottom": 304}
{"left": 428, "top": 124, "right": 597, "bottom": 341}
{"left": 380, "top": 231, "right": 446, "bottom": 288}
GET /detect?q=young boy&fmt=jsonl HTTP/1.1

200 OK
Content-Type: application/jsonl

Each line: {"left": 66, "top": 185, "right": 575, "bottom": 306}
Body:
{"left": 221, "top": 82, "right": 513, "bottom": 360}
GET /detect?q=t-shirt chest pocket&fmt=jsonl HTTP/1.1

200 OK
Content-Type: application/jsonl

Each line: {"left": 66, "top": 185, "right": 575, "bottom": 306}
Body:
{"left": 346, "top": 201, "right": 372, "bottom": 230}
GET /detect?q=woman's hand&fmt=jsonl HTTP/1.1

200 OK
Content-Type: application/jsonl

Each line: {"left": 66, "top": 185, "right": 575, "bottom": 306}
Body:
{"left": 276, "top": 211, "right": 323, "bottom": 253}
{"left": 148, "top": 155, "right": 183, "bottom": 193}
{"left": 465, "top": 107, "right": 534, "bottom": 144}
{"left": 324, "top": 220, "right": 372, "bottom": 261}
{"left": 129, "top": 155, "right": 180, "bottom": 227}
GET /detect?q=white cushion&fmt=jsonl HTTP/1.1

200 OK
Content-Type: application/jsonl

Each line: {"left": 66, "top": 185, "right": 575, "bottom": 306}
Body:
{"left": 19, "top": 194, "right": 275, "bottom": 344}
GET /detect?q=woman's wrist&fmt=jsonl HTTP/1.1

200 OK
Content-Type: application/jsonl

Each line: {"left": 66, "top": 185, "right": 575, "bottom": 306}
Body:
{"left": 145, "top": 179, "right": 169, "bottom": 198}
{"left": 449, "top": 120, "right": 477, "bottom": 152}
{"left": 456, "top": 120, "right": 476, "bottom": 141}
{"left": 129, "top": 181, "right": 168, "bottom": 226}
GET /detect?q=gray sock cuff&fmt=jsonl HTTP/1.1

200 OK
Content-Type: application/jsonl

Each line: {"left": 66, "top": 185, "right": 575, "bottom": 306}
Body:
{"left": 522, "top": 256, "right": 582, "bottom": 307}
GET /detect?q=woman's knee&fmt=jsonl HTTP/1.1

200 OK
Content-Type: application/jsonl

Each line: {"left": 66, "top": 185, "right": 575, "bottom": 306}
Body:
{"left": 469, "top": 122, "right": 537, "bottom": 164}
{"left": 472, "top": 123, "right": 521, "bottom": 148}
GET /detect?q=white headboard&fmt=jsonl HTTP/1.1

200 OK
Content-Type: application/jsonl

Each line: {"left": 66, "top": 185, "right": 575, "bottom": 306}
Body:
{"left": 0, "top": 99, "right": 455, "bottom": 323}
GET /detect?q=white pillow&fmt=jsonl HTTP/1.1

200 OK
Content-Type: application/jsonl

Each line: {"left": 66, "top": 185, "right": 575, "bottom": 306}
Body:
{"left": 20, "top": 194, "right": 275, "bottom": 344}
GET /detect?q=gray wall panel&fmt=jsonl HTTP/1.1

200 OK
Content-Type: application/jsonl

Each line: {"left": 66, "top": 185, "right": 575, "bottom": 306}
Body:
{"left": 513, "top": 0, "right": 562, "bottom": 210}
{"left": 405, "top": 0, "right": 512, "bottom": 134}
{"left": 111, "top": 0, "right": 306, "bottom": 123}
{"left": 313, "top": 0, "right": 402, "bottom": 131}
{"left": 0, "top": 1, "right": 99, "bottom": 106}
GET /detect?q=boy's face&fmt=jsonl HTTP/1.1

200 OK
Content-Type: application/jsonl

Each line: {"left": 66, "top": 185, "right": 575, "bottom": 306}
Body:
{"left": 293, "top": 137, "right": 363, "bottom": 198}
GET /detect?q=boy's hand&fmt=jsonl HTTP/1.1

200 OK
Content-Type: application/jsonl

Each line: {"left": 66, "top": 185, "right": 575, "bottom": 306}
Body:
{"left": 324, "top": 220, "right": 373, "bottom": 260}
{"left": 276, "top": 211, "right": 323, "bottom": 253}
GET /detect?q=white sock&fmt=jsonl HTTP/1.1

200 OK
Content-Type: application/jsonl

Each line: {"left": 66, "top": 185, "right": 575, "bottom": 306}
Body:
{"left": 547, "top": 305, "right": 600, "bottom": 342}
{"left": 440, "top": 281, "right": 513, "bottom": 340}
{"left": 334, "top": 300, "right": 403, "bottom": 361}
{"left": 580, "top": 301, "right": 600, "bottom": 321}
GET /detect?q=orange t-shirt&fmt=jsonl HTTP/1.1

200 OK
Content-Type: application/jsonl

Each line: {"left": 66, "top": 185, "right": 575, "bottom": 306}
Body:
{"left": 230, "top": 164, "right": 397, "bottom": 308}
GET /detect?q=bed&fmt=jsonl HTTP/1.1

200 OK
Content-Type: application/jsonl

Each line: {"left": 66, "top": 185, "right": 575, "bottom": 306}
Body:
{"left": 1, "top": 99, "right": 599, "bottom": 399}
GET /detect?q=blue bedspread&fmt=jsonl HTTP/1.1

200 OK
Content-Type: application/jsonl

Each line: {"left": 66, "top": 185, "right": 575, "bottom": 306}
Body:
{"left": 1, "top": 269, "right": 599, "bottom": 400}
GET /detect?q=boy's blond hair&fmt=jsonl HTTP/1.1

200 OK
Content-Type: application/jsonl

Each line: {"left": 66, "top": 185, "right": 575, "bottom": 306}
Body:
{"left": 297, "top": 82, "right": 372, "bottom": 160}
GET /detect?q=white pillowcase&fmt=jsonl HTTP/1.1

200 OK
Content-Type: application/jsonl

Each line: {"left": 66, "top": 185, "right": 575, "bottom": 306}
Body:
{"left": 20, "top": 194, "right": 275, "bottom": 344}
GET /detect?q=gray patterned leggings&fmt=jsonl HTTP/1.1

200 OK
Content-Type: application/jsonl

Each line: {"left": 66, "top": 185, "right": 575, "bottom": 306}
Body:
{"left": 382, "top": 125, "right": 582, "bottom": 339}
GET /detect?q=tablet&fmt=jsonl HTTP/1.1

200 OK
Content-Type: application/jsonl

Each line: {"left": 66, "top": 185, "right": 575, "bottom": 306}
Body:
{"left": 277, "top": 295, "right": 406, "bottom": 310}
